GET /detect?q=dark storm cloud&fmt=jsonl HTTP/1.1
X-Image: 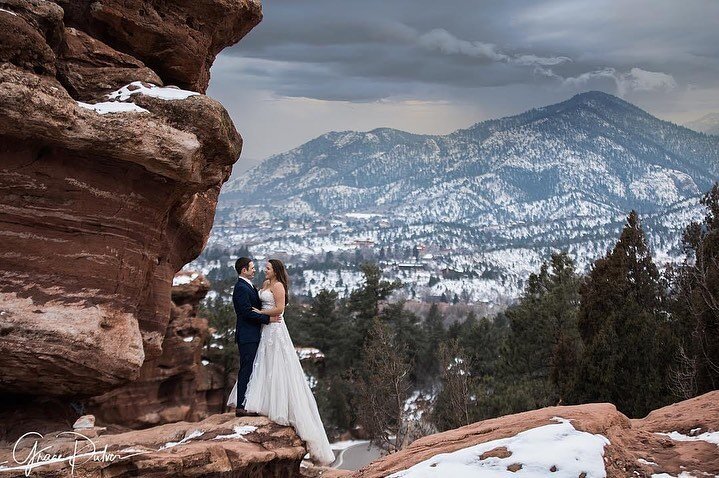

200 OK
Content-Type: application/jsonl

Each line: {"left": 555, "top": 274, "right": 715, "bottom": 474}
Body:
{"left": 216, "top": 0, "right": 719, "bottom": 102}
{"left": 209, "top": 0, "right": 719, "bottom": 161}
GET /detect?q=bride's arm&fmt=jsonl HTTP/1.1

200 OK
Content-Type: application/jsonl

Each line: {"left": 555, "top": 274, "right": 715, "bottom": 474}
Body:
{"left": 257, "top": 282, "right": 285, "bottom": 316}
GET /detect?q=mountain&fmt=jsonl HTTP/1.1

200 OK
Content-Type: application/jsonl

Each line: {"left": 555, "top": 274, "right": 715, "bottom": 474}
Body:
{"left": 222, "top": 91, "right": 717, "bottom": 222}
{"left": 211, "top": 91, "right": 719, "bottom": 304}
{"left": 685, "top": 113, "right": 719, "bottom": 136}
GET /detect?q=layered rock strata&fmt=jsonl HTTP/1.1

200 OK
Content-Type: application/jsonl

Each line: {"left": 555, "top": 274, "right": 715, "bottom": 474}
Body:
{"left": 0, "top": 0, "right": 261, "bottom": 396}
{"left": 87, "top": 271, "right": 227, "bottom": 428}
{"left": 0, "top": 414, "right": 306, "bottom": 477}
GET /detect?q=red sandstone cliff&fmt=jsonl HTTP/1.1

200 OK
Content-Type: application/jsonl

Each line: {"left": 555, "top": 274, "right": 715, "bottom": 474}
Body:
{"left": 86, "top": 271, "right": 227, "bottom": 428}
{"left": 0, "top": 0, "right": 261, "bottom": 397}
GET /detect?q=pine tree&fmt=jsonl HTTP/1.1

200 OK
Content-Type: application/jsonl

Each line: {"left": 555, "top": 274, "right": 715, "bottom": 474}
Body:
{"left": 672, "top": 183, "right": 719, "bottom": 394}
{"left": 345, "top": 263, "right": 402, "bottom": 368}
{"left": 575, "top": 211, "right": 675, "bottom": 417}
{"left": 500, "top": 252, "right": 581, "bottom": 411}
{"left": 304, "top": 289, "right": 341, "bottom": 360}
{"left": 432, "top": 339, "right": 472, "bottom": 431}
{"left": 419, "top": 303, "right": 446, "bottom": 381}
{"left": 354, "top": 318, "right": 411, "bottom": 451}
{"left": 381, "top": 301, "right": 425, "bottom": 384}
{"left": 545, "top": 253, "right": 581, "bottom": 403}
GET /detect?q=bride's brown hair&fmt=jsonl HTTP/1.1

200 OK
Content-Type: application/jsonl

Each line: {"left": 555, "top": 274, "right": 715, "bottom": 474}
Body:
{"left": 269, "top": 259, "right": 289, "bottom": 304}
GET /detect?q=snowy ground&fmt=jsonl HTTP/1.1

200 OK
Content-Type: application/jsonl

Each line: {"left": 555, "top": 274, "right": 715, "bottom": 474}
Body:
{"left": 387, "top": 417, "right": 609, "bottom": 478}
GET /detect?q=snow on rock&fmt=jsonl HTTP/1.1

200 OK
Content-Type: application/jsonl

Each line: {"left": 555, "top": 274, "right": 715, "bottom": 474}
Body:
{"left": 173, "top": 272, "right": 200, "bottom": 286}
{"left": 108, "top": 81, "right": 200, "bottom": 101}
{"left": 650, "top": 473, "right": 701, "bottom": 478}
{"left": 656, "top": 430, "right": 719, "bottom": 446}
{"left": 77, "top": 100, "right": 149, "bottom": 114}
{"left": 0, "top": 7, "right": 18, "bottom": 15}
{"left": 387, "top": 417, "right": 609, "bottom": 478}
{"left": 159, "top": 429, "right": 204, "bottom": 450}
{"left": 214, "top": 425, "right": 258, "bottom": 440}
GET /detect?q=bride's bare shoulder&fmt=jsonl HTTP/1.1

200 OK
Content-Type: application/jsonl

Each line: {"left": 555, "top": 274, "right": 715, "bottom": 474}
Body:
{"left": 271, "top": 281, "right": 285, "bottom": 295}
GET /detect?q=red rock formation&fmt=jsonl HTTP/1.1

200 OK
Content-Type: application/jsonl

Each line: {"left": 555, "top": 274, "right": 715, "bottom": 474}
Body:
{"left": 0, "top": 0, "right": 260, "bottom": 396}
{"left": 0, "top": 414, "right": 306, "bottom": 477}
{"left": 54, "top": 0, "right": 262, "bottom": 93}
{"left": 86, "top": 272, "right": 227, "bottom": 429}
{"left": 354, "top": 391, "right": 719, "bottom": 478}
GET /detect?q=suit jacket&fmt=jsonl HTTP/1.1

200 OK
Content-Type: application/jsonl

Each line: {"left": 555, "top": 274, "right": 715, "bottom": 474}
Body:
{"left": 233, "top": 278, "right": 271, "bottom": 344}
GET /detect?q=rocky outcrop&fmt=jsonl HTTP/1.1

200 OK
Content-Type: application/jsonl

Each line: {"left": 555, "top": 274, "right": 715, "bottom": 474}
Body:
{"left": 54, "top": 0, "right": 262, "bottom": 94}
{"left": 0, "top": 0, "right": 260, "bottom": 397}
{"left": 0, "top": 414, "right": 306, "bottom": 477}
{"left": 87, "top": 272, "right": 226, "bottom": 429}
{"left": 354, "top": 391, "right": 719, "bottom": 478}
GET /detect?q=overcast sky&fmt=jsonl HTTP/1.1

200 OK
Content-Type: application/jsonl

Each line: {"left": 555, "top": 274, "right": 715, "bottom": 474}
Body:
{"left": 207, "top": 0, "right": 719, "bottom": 169}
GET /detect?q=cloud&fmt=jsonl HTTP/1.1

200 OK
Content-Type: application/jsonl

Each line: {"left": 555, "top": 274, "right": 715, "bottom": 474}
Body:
{"left": 418, "top": 29, "right": 509, "bottom": 62}
{"left": 535, "top": 66, "right": 677, "bottom": 97}
{"left": 617, "top": 67, "right": 678, "bottom": 95}
{"left": 513, "top": 54, "right": 573, "bottom": 67}
{"left": 209, "top": 0, "right": 718, "bottom": 158}
{"left": 417, "top": 28, "right": 572, "bottom": 67}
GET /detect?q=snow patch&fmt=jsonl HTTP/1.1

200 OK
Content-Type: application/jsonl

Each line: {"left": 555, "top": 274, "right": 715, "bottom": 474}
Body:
{"left": 296, "top": 347, "right": 325, "bottom": 360}
{"left": 656, "top": 430, "right": 719, "bottom": 446}
{"left": 651, "top": 473, "right": 702, "bottom": 478}
{"left": 108, "top": 81, "right": 200, "bottom": 101}
{"left": 214, "top": 425, "right": 258, "bottom": 440}
{"left": 77, "top": 101, "right": 149, "bottom": 115}
{"left": 173, "top": 272, "right": 199, "bottom": 286}
{"left": 388, "top": 417, "right": 610, "bottom": 478}
{"left": 159, "top": 429, "right": 204, "bottom": 450}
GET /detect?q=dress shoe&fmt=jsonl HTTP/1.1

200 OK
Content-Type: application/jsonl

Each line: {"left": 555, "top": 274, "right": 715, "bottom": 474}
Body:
{"left": 235, "top": 408, "right": 260, "bottom": 417}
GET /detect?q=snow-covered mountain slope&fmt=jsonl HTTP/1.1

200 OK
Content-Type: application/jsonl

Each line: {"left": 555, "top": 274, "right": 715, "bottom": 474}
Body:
{"left": 209, "top": 91, "right": 718, "bottom": 304}
{"left": 222, "top": 91, "right": 718, "bottom": 224}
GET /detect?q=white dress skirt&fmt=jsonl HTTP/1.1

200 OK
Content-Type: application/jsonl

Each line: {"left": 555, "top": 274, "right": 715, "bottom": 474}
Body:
{"left": 227, "top": 288, "right": 335, "bottom": 465}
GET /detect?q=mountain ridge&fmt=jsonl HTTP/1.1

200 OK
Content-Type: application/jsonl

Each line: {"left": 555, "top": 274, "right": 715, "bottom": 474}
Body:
{"left": 211, "top": 90, "right": 718, "bottom": 303}
{"left": 222, "top": 90, "right": 718, "bottom": 221}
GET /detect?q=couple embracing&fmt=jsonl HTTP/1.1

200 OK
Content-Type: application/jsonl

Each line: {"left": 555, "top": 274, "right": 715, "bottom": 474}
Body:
{"left": 227, "top": 257, "right": 335, "bottom": 465}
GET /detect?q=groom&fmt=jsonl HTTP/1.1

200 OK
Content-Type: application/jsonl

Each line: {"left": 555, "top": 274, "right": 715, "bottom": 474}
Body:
{"left": 232, "top": 257, "right": 281, "bottom": 417}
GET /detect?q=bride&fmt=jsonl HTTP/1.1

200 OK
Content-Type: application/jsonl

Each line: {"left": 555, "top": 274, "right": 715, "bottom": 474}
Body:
{"left": 227, "top": 259, "right": 335, "bottom": 465}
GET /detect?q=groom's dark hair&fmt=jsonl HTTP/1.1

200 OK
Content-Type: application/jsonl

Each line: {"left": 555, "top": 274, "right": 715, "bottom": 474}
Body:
{"left": 235, "top": 257, "right": 252, "bottom": 275}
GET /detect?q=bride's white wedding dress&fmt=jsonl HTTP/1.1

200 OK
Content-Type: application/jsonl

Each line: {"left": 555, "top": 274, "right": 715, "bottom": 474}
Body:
{"left": 227, "top": 287, "right": 335, "bottom": 465}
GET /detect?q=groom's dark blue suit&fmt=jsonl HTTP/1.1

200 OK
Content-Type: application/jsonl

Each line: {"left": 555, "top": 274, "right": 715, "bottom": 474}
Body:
{"left": 233, "top": 277, "right": 270, "bottom": 408}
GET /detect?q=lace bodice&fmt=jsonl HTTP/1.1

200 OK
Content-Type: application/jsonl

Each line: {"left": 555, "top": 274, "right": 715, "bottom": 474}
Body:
{"left": 258, "top": 288, "right": 278, "bottom": 313}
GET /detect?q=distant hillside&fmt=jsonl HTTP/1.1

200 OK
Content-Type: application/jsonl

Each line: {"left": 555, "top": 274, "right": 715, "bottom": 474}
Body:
{"left": 222, "top": 91, "right": 718, "bottom": 225}
{"left": 211, "top": 91, "right": 718, "bottom": 304}
{"left": 685, "top": 113, "right": 719, "bottom": 136}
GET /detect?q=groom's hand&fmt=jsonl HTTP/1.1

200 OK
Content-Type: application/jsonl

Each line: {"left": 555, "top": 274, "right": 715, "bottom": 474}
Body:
{"left": 269, "top": 315, "right": 282, "bottom": 323}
